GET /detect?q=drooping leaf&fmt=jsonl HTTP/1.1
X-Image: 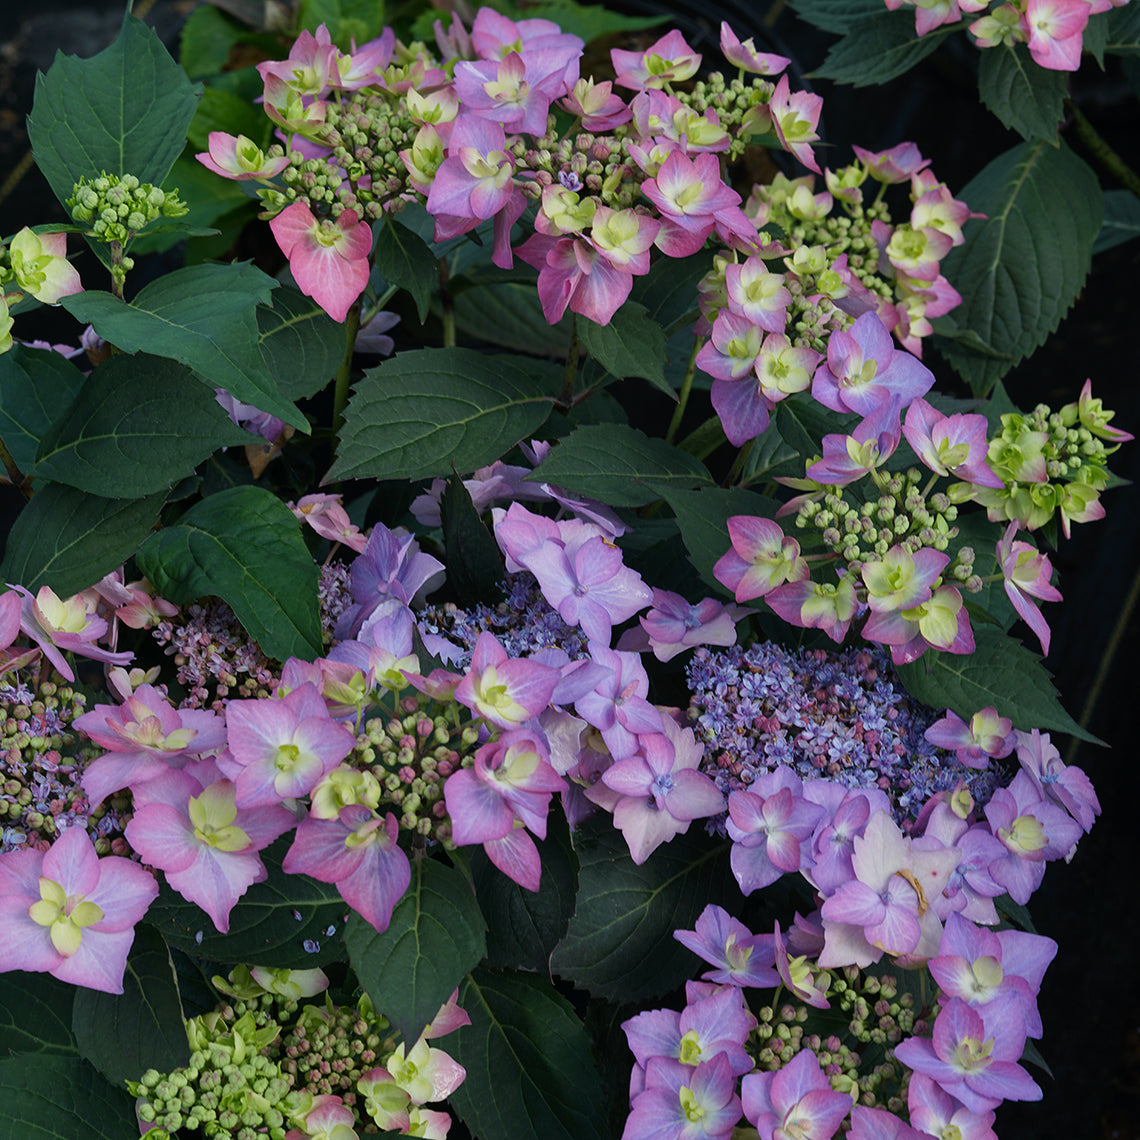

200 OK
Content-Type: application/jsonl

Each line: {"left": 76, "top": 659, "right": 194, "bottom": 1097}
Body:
{"left": 0, "top": 974, "right": 77, "bottom": 1057}
{"left": 526, "top": 423, "right": 712, "bottom": 507}
{"left": 654, "top": 484, "right": 780, "bottom": 594}
{"left": 453, "top": 280, "right": 575, "bottom": 356}
{"left": 0, "top": 484, "right": 165, "bottom": 597}
{"left": 144, "top": 837, "right": 345, "bottom": 968}
{"left": 938, "top": 142, "right": 1102, "bottom": 394}
{"left": 33, "top": 354, "right": 252, "bottom": 497}
{"left": 628, "top": 249, "right": 710, "bottom": 334}
{"left": 186, "top": 84, "right": 272, "bottom": 153}
{"left": 787, "top": 0, "right": 887, "bottom": 34}
{"left": 896, "top": 625, "right": 1100, "bottom": 741}
{"left": 345, "top": 859, "right": 486, "bottom": 1044}
{"left": 26, "top": 14, "right": 202, "bottom": 214}
{"left": 136, "top": 485, "right": 322, "bottom": 662}
{"left": 578, "top": 304, "right": 671, "bottom": 396}
{"left": 977, "top": 43, "right": 1067, "bottom": 140}
{"left": 814, "top": 11, "right": 958, "bottom": 86}
{"left": 1105, "top": 0, "right": 1140, "bottom": 54}
{"left": 0, "top": 1054, "right": 138, "bottom": 1140}
{"left": 63, "top": 263, "right": 306, "bottom": 431}
{"left": 372, "top": 215, "right": 436, "bottom": 322}
{"left": 472, "top": 804, "right": 578, "bottom": 975}
{"left": 550, "top": 817, "right": 735, "bottom": 1002}
{"left": 450, "top": 968, "right": 606, "bottom": 1140}
{"left": 257, "top": 287, "right": 344, "bottom": 402}
{"left": 328, "top": 348, "right": 563, "bottom": 482}
{"left": 0, "top": 345, "right": 85, "bottom": 474}
{"left": 71, "top": 925, "right": 189, "bottom": 1087}
{"left": 441, "top": 476, "right": 506, "bottom": 608}
{"left": 1092, "top": 189, "right": 1140, "bottom": 254}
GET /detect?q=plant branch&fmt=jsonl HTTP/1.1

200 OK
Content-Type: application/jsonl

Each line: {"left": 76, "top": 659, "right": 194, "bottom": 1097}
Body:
{"left": 1066, "top": 98, "right": 1140, "bottom": 201}
{"left": 332, "top": 298, "right": 362, "bottom": 435}
{"left": 0, "top": 437, "right": 32, "bottom": 500}
{"left": 666, "top": 336, "right": 704, "bottom": 445}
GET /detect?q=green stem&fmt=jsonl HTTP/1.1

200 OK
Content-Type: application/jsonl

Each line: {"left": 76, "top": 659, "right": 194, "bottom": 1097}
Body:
{"left": 332, "top": 299, "right": 362, "bottom": 435}
{"left": 666, "top": 336, "right": 704, "bottom": 445}
{"left": 723, "top": 438, "right": 755, "bottom": 486}
{"left": 110, "top": 240, "right": 126, "bottom": 300}
{"left": 439, "top": 258, "right": 456, "bottom": 348}
{"left": 1066, "top": 98, "right": 1140, "bottom": 201}
{"left": 0, "top": 436, "right": 31, "bottom": 500}
{"left": 560, "top": 313, "right": 580, "bottom": 409}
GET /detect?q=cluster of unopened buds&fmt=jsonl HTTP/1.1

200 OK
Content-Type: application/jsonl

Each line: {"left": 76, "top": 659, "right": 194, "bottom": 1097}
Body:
{"left": 886, "top": 0, "right": 1130, "bottom": 71}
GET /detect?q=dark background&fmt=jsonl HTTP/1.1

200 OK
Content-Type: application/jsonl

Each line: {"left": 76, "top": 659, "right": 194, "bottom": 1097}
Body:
{"left": 1, "top": 1, "right": 1137, "bottom": 1136}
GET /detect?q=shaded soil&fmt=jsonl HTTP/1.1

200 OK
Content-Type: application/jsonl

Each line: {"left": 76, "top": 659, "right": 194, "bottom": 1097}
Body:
{"left": 1, "top": 2, "right": 1138, "bottom": 1137}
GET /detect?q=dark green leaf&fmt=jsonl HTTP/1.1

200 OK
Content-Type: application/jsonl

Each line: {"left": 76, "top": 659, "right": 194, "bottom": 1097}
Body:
{"left": 26, "top": 14, "right": 202, "bottom": 214}
{"left": 72, "top": 925, "right": 189, "bottom": 1087}
{"left": 450, "top": 968, "right": 606, "bottom": 1140}
{"left": 258, "top": 287, "right": 344, "bottom": 402}
{"left": 952, "top": 512, "right": 1018, "bottom": 632}
{"left": 33, "top": 354, "right": 251, "bottom": 497}
{"left": 136, "top": 486, "right": 322, "bottom": 662}
{"left": 328, "top": 349, "right": 562, "bottom": 482}
{"left": 655, "top": 484, "right": 780, "bottom": 594}
{"left": 814, "top": 12, "right": 959, "bottom": 86}
{"left": 1092, "top": 188, "right": 1140, "bottom": 254}
{"left": 345, "top": 859, "right": 486, "bottom": 1044}
{"left": 0, "top": 484, "right": 165, "bottom": 596}
{"left": 473, "top": 804, "right": 578, "bottom": 975}
{"left": 896, "top": 625, "right": 1100, "bottom": 741}
{"left": 629, "top": 250, "right": 710, "bottom": 334}
{"left": 788, "top": 0, "right": 887, "bottom": 34}
{"left": 442, "top": 476, "right": 506, "bottom": 608}
{"left": 0, "top": 345, "right": 84, "bottom": 474}
{"left": 1105, "top": 0, "right": 1140, "bottom": 53}
{"left": 977, "top": 43, "right": 1067, "bottom": 140}
{"left": 772, "top": 395, "right": 858, "bottom": 458}
{"left": 741, "top": 421, "right": 800, "bottom": 485}
{"left": 373, "top": 216, "right": 436, "bottom": 322}
{"left": 0, "top": 974, "right": 77, "bottom": 1057}
{"left": 145, "top": 837, "right": 346, "bottom": 968}
{"left": 939, "top": 142, "right": 1102, "bottom": 394}
{"left": 0, "top": 1054, "right": 138, "bottom": 1140}
{"left": 62, "top": 263, "right": 306, "bottom": 432}
{"left": 453, "top": 280, "right": 574, "bottom": 356}
{"left": 526, "top": 424, "right": 712, "bottom": 507}
{"left": 179, "top": 4, "right": 246, "bottom": 78}
{"left": 298, "top": 0, "right": 390, "bottom": 48}
{"left": 186, "top": 85, "right": 271, "bottom": 152}
{"left": 522, "top": 1, "right": 668, "bottom": 41}
{"left": 578, "top": 304, "right": 671, "bottom": 396}
{"left": 1083, "top": 8, "right": 1109, "bottom": 65}
{"left": 550, "top": 818, "right": 734, "bottom": 1002}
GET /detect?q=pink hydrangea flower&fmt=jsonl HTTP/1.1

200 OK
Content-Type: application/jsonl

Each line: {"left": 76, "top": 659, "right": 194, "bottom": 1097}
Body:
{"left": 741, "top": 1048, "right": 853, "bottom": 1140}
{"left": 0, "top": 824, "right": 158, "bottom": 993}
{"left": 12, "top": 584, "right": 133, "bottom": 681}
{"left": 269, "top": 202, "right": 371, "bottom": 322}
{"left": 196, "top": 132, "right": 291, "bottom": 180}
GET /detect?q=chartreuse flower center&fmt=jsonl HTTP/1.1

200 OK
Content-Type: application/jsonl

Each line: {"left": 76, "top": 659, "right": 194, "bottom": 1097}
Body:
{"left": 28, "top": 876, "right": 104, "bottom": 956}
{"left": 678, "top": 1085, "right": 705, "bottom": 1123}
{"left": 678, "top": 1029, "right": 703, "bottom": 1064}
{"left": 188, "top": 785, "right": 251, "bottom": 852}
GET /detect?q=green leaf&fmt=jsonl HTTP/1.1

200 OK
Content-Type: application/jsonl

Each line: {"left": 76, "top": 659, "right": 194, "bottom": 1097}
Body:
{"left": 442, "top": 476, "right": 506, "bottom": 608}
{"left": 33, "top": 354, "right": 251, "bottom": 497}
{"left": 26, "top": 14, "right": 202, "bottom": 214}
{"left": 345, "top": 859, "right": 486, "bottom": 1044}
{"left": 578, "top": 304, "right": 671, "bottom": 396}
{"left": 977, "top": 43, "right": 1067, "bottom": 140}
{"left": 938, "top": 142, "right": 1102, "bottom": 395}
{"left": 473, "top": 804, "right": 578, "bottom": 975}
{"left": 787, "top": 0, "right": 887, "bottom": 34}
{"left": 896, "top": 625, "right": 1100, "bottom": 741}
{"left": 0, "top": 974, "right": 77, "bottom": 1057}
{"left": 550, "top": 818, "right": 734, "bottom": 1002}
{"left": 0, "top": 484, "right": 165, "bottom": 596}
{"left": 72, "top": 925, "right": 189, "bottom": 1087}
{"left": 655, "top": 484, "right": 780, "bottom": 593}
{"left": 0, "top": 345, "right": 85, "bottom": 474}
{"left": 450, "top": 968, "right": 606, "bottom": 1140}
{"left": 145, "top": 837, "right": 345, "bottom": 968}
{"left": 258, "top": 287, "right": 344, "bottom": 402}
{"left": 329, "top": 348, "right": 563, "bottom": 482}
{"left": 1083, "top": 8, "right": 1109, "bottom": 65}
{"left": 136, "top": 485, "right": 322, "bottom": 662}
{"left": 179, "top": 4, "right": 246, "bottom": 78}
{"left": 628, "top": 250, "right": 710, "bottom": 334}
{"left": 0, "top": 1054, "right": 138, "bottom": 1140}
{"left": 526, "top": 424, "right": 712, "bottom": 507}
{"left": 453, "top": 280, "right": 574, "bottom": 356}
{"left": 522, "top": 0, "right": 668, "bottom": 42}
{"left": 298, "top": 0, "right": 389, "bottom": 48}
{"left": 187, "top": 85, "right": 271, "bottom": 153}
{"left": 814, "top": 11, "right": 959, "bottom": 86}
{"left": 1105, "top": 0, "right": 1140, "bottom": 54}
{"left": 62, "top": 262, "right": 307, "bottom": 432}
{"left": 373, "top": 216, "right": 436, "bottom": 322}
{"left": 1092, "top": 188, "right": 1140, "bottom": 254}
